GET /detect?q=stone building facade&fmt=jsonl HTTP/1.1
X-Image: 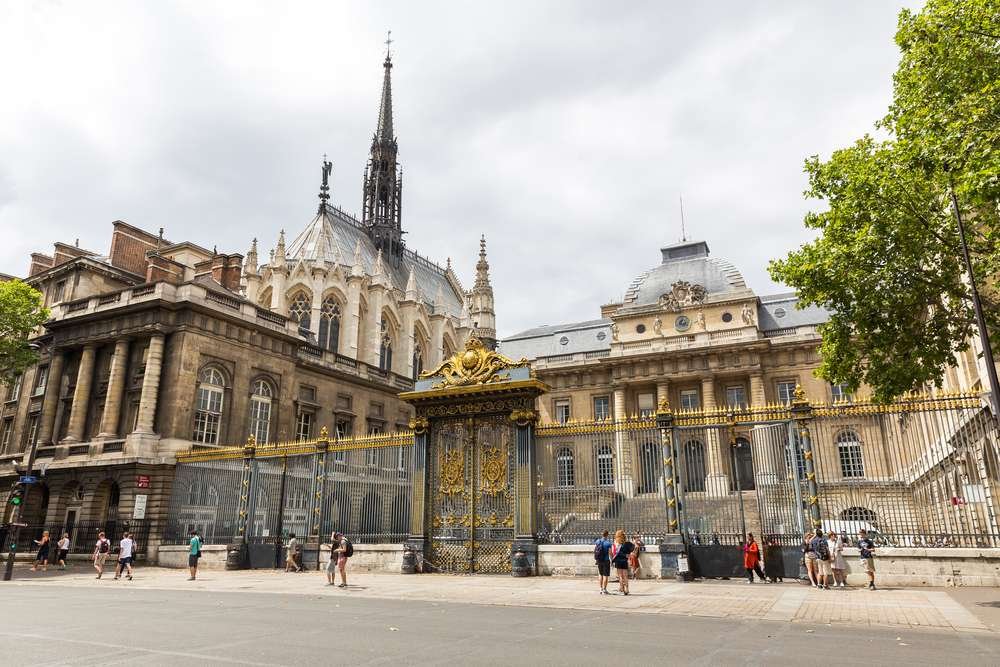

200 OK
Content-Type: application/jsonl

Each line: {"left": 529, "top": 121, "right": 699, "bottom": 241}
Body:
{"left": 0, "top": 51, "right": 494, "bottom": 559}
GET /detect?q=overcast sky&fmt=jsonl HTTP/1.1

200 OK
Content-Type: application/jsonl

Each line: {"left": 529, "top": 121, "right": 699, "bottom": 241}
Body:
{"left": 0, "top": 1, "right": 916, "bottom": 337}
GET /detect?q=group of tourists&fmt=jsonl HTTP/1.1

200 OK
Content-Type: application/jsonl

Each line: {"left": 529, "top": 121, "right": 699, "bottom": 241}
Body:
{"left": 593, "top": 530, "right": 644, "bottom": 595}
{"left": 282, "top": 531, "right": 353, "bottom": 587}
{"left": 802, "top": 527, "right": 877, "bottom": 590}
{"left": 92, "top": 530, "right": 138, "bottom": 580}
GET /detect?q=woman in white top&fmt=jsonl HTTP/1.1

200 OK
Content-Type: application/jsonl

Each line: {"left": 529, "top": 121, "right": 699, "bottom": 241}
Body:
{"left": 57, "top": 533, "right": 71, "bottom": 570}
{"left": 828, "top": 531, "right": 848, "bottom": 587}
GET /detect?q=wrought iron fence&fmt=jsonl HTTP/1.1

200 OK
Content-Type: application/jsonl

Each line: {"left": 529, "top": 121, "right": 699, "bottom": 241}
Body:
{"left": 1, "top": 519, "right": 151, "bottom": 557}
{"left": 164, "top": 431, "right": 415, "bottom": 548}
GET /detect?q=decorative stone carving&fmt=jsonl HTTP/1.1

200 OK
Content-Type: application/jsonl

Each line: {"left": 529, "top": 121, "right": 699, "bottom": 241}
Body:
{"left": 659, "top": 280, "right": 707, "bottom": 312}
{"left": 652, "top": 317, "right": 662, "bottom": 336}
{"left": 741, "top": 302, "right": 755, "bottom": 326}
{"left": 610, "top": 322, "right": 619, "bottom": 342}
{"left": 696, "top": 309, "right": 706, "bottom": 331}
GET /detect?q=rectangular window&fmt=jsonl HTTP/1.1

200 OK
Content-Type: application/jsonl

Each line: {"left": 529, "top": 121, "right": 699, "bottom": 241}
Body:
{"left": 336, "top": 394, "right": 352, "bottom": 411}
{"left": 369, "top": 403, "right": 384, "bottom": 418}
{"left": 596, "top": 445, "right": 614, "bottom": 486}
{"left": 7, "top": 374, "right": 22, "bottom": 402}
{"left": 592, "top": 396, "right": 610, "bottom": 421}
{"left": 679, "top": 389, "right": 700, "bottom": 410}
{"left": 830, "top": 383, "right": 854, "bottom": 404}
{"left": 295, "top": 411, "right": 313, "bottom": 441}
{"left": 249, "top": 397, "right": 271, "bottom": 444}
{"left": 298, "top": 385, "right": 316, "bottom": 402}
{"left": 554, "top": 399, "right": 571, "bottom": 424}
{"left": 51, "top": 280, "right": 66, "bottom": 304}
{"left": 637, "top": 393, "right": 655, "bottom": 418}
{"left": 1, "top": 418, "right": 13, "bottom": 454}
{"left": 33, "top": 366, "right": 49, "bottom": 397}
{"left": 725, "top": 385, "right": 746, "bottom": 408}
{"left": 24, "top": 414, "right": 40, "bottom": 448}
{"left": 193, "top": 386, "right": 224, "bottom": 444}
{"left": 776, "top": 381, "right": 797, "bottom": 404}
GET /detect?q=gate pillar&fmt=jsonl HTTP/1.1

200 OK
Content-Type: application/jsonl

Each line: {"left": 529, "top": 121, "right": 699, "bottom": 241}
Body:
{"left": 656, "top": 399, "right": 686, "bottom": 580}
{"left": 791, "top": 385, "right": 822, "bottom": 532}
{"left": 400, "top": 338, "right": 548, "bottom": 575}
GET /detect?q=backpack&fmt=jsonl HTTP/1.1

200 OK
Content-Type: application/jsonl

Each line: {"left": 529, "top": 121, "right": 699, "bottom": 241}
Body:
{"left": 816, "top": 538, "right": 830, "bottom": 561}
{"left": 343, "top": 539, "right": 354, "bottom": 558}
{"left": 98, "top": 539, "right": 109, "bottom": 554}
{"left": 593, "top": 541, "right": 604, "bottom": 562}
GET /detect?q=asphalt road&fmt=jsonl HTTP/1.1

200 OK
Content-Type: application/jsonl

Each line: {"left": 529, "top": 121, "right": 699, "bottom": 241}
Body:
{"left": 4, "top": 585, "right": 1000, "bottom": 666}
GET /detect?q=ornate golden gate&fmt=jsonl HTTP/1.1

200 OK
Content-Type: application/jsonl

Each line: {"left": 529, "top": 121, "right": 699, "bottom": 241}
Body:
{"left": 428, "top": 415, "right": 516, "bottom": 573}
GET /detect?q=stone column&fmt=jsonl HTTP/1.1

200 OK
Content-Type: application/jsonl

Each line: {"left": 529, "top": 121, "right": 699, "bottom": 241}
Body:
{"left": 429, "top": 314, "right": 446, "bottom": 366}
{"left": 612, "top": 385, "right": 634, "bottom": 496}
{"left": 750, "top": 373, "right": 766, "bottom": 407}
{"left": 98, "top": 339, "right": 130, "bottom": 438}
{"left": 399, "top": 303, "right": 416, "bottom": 379}
{"left": 310, "top": 275, "right": 324, "bottom": 337}
{"left": 37, "top": 351, "right": 65, "bottom": 445}
{"left": 133, "top": 334, "right": 165, "bottom": 435}
{"left": 366, "top": 285, "right": 386, "bottom": 367}
{"left": 343, "top": 275, "right": 363, "bottom": 359}
{"left": 62, "top": 344, "right": 96, "bottom": 444}
{"left": 702, "top": 377, "right": 729, "bottom": 497}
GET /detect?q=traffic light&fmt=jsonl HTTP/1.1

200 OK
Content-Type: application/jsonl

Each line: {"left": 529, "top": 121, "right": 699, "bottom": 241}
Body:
{"left": 7, "top": 484, "right": 23, "bottom": 507}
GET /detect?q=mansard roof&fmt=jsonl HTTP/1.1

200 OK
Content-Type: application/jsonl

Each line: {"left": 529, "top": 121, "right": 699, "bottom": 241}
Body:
{"left": 284, "top": 203, "right": 464, "bottom": 318}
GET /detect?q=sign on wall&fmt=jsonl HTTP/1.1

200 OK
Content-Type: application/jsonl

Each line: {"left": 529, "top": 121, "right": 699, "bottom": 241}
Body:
{"left": 133, "top": 494, "right": 148, "bottom": 520}
{"left": 136, "top": 475, "right": 151, "bottom": 489}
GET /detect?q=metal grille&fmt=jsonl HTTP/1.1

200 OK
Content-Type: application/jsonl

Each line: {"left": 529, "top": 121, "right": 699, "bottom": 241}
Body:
{"left": 426, "top": 416, "right": 514, "bottom": 573}
{"left": 809, "top": 400, "right": 1000, "bottom": 547}
{"left": 536, "top": 422, "right": 669, "bottom": 544}
{"left": 163, "top": 457, "right": 245, "bottom": 545}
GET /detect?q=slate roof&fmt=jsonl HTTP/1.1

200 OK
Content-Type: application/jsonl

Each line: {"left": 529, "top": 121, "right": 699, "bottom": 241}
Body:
{"left": 284, "top": 203, "right": 465, "bottom": 318}
{"left": 623, "top": 240, "right": 748, "bottom": 308}
{"left": 499, "top": 318, "right": 612, "bottom": 361}
{"left": 757, "top": 292, "right": 830, "bottom": 332}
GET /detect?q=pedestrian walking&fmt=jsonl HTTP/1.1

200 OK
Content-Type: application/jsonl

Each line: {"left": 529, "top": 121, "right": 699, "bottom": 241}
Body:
{"left": 802, "top": 530, "right": 818, "bottom": 587}
{"left": 325, "top": 532, "right": 340, "bottom": 586}
{"left": 763, "top": 534, "right": 784, "bottom": 583}
{"left": 114, "top": 531, "right": 135, "bottom": 580}
{"left": 593, "top": 530, "right": 612, "bottom": 594}
{"left": 609, "top": 529, "right": 635, "bottom": 595}
{"left": 743, "top": 533, "right": 766, "bottom": 583}
{"left": 629, "top": 533, "right": 644, "bottom": 580}
{"left": 285, "top": 533, "right": 302, "bottom": 572}
{"left": 57, "top": 533, "right": 71, "bottom": 569}
{"left": 31, "top": 530, "right": 50, "bottom": 572}
{"left": 93, "top": 531, "right": 111, "bottom": 579}
{"left": 188, "top": 529, "right": 202, "bottom": 581}
{"left": 331, "top": 531, "right": 352, "bottom": 588}
{"left": 829, "top": 531, "right": 847, "bottom": 587}
{"left": 857, "top": 528, "right": 877, "bottom": 590}
{"left": 812, "top": 529, "right": 832, "bottom": 589}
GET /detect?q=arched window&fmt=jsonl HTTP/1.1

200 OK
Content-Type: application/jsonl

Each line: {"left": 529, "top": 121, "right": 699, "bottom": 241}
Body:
{"left": 193, "top": 367, "right": 226, "bottom": 444}
{"left": 318, "top": 297, "right": 341, "bottom": 352}
{"left": 288, "top": 291, "right": 311, "bottom": 333}
{"left": 596, "top": 444, "right": 614, "bottom": 487}
{"left": 683, "top": 440, "right": 706, "bottom": 492}
{"left": 841, "top": 506, "right": 877, "bottom": 524}
{"left": 249, "top": 379, "right": 274, "bottom": 444}
{"left": 412, "top": 346, "right": 423, "bottom": 381}
{"left": 556, "top": 447, "right": 575, "bottom": 487}
{"left": 379, "top": 318, "right": 393, "bottom": 372}
{"left": 836, "top": 429, "right": 865, "bottom": 478}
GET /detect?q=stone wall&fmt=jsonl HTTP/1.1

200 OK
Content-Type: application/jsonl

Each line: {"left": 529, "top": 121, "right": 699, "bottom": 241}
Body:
{"left": 158, "top": 544, "right": 228, "bottom": 570}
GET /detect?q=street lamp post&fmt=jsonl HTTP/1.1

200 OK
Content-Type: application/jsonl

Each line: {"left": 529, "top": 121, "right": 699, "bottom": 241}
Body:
{"left": 950, "top": 190, "right": 1000, "bottom": 417}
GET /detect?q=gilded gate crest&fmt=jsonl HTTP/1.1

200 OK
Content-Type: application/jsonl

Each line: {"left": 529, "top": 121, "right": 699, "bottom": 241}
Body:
{"left": 438, "top": 447, "right": 465, "bottom": 496}
{"left": 419, "top": 337, "right": 528, "bottom": 388}
{"left": 480, "top": 445, "right": 507, "bottom": 495}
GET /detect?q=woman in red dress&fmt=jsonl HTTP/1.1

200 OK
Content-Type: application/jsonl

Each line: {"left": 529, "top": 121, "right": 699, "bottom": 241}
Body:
{"left": 743, "top": 532, "right": 766, "bottom": 583}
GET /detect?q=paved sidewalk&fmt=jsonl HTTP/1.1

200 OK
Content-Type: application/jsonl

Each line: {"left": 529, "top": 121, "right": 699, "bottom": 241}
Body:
{"left": 8, "top": 566, "right": 993, "bottom": 634}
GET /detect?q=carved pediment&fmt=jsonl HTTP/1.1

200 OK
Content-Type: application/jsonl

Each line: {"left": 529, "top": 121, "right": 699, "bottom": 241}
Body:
{"left": 659, "top": 280, "right": 706, "bottom": 312}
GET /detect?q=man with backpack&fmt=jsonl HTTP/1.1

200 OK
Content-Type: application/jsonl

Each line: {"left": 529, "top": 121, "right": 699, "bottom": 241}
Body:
{"left": 811, "top": 529, "right": 831, "bottom": 589}
{"left": 331, "top": 531, "right": 352, "bottom": 588}
{"left": 594, "top": 530, "right": 612, "bottom": 595}
{"left": 188, "top": 529, "right": 202, "bottom": 581}
{"left": 93, "top": 531, "right": 111, "bottom": 579}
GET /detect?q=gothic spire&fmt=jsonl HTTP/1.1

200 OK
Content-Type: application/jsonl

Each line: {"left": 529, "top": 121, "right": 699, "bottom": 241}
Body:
{"left": 474, "top": 235, "right": 491, "bottom": 290}
{"left": 469, "top": 235, "right": 497, "bottom": 351}
{"left": 362, "top": 36, "right": 404, "bottom": 269}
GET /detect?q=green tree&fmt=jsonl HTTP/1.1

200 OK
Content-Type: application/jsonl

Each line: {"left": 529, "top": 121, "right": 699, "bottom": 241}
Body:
{"left": 770, "top": 0, "right": 1000, "bottom": 402}
{"left": 0, "top": 280, "right": 49, "bottom": 384}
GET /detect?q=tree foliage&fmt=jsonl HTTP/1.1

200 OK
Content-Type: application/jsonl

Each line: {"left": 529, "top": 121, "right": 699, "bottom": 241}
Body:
{"left": 0, "top": 280, "right": 49, "bottom": 384}
{"left": 770, "top": 0, "right": 1000, "bottom": 402}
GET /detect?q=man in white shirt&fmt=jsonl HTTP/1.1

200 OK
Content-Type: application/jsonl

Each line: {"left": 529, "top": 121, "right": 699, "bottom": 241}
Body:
{"left": 114, "top": 532, "right": 136, "bottom": 580}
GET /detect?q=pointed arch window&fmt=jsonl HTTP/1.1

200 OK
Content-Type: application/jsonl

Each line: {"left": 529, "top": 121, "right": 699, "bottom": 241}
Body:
{"left": 379, "top": 317, "right": 393, "bottom": 372}
{"left": 288, "top": 291, "right": 311, "bottom": 333}
{"left": 249, "top": 379, "right": 274, "bottom": 444}
{"left": 193, "top": 367, "right": 226, "bottom": 444}
{"left": 318, "top": 297, "right": 341, "bottom": 352}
